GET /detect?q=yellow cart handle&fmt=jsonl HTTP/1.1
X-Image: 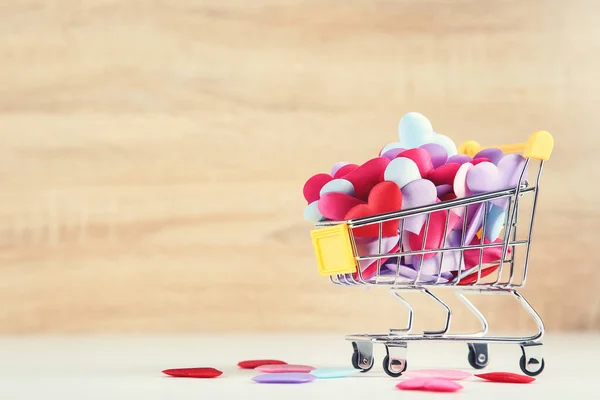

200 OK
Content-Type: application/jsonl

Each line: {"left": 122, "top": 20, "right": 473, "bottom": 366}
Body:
{"left": 458, "top": 131, "right": 554, "bottom": 161}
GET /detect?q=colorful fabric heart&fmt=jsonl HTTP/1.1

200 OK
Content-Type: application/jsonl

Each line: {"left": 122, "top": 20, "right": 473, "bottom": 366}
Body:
{"left": 333, "top": 163, "right": 359, "bottom": 179}
{"left": 466, "top": 154, "right": 527, "bottom": 195}
{"left": 162, "top": 367, "right": 223, "bottom": 378}
{"left": 344, "top": 181, "right": 403, "bottom": 237}
{"left": 238, "top": 359, "right": 287, "bottom": 369}
{"left": 342, "top": 157, "right": 390, "bottom": 200}
{"left": 475, "top": 372, "right": 535, "bottom": 384}
{"left": 398, "top": 112, "right": 434, "bottom": 148}
{"left": 303, "top": 173, "right": 332, "bottom": 203}
{"left": 463, "top": 237, "right": 507, "bottom": 269}
{"left": 396, "top": 377, "right": 463, "bottom": 392}
{"left": 430, "top": 132, "right": 458, "bottom": 156}
{"left": 319, "top": 178, "right": 355, "bottom": 197}
{"left": 354, "top": 243, "right": 400, "bottom": 280}
{"left": 456, "top": 265, "right": 500, "bottom": 285}
{"left": 355, "top": 236, "right": 400, "bottom": 272}
{"left": 428, "top": 163, "right": 461, "bottom": 186}
{"left": 407, "top": 210, "right": 460, "bottom": 260}
{"left": 330, "top": 162, "right": 349, "bottom": 177}
{"left": 436, "top": 184, "right": 453, "bottom": 198}
{"left": 447, "top": 154, "right": 472, "bottom": 165}
{"left": 484, "top": 204, "right": 506, "bottom": 241}
{"left": 382, "top": 261, "right": 451, "bottom": 283}
{"left": 384, "top": 157, "right": 421, "bottom": 190}
{"left": 420, "top": 143, "right": 448, "bottom": 168}
{"left": 396, "top": 148, "right": 434, "bottom": 177}
{"left": 303, "top": 201, "right": 326, "bottom": 222}
{"left": 380, "top": 144, "right": 406, "bottom": 160}
{"left": 318, "top": 193, "right": 365, "bottom": 221}
{"left": 412, "top": 231, "right": 464, "bottom": 274}
{"left": 403, "top": 369, "right": 473, "bottom": 380}
{"left": 471, "top": 157, "right": 492, "bottom": 165}
{"left": 401, "top": 179, "right": 437, "bottom": 234}
{"left": 454, "top": 162, "right": 473, "bottom": 199}
{"left": 474, "top": 148, "right": 504, "bottom": 165}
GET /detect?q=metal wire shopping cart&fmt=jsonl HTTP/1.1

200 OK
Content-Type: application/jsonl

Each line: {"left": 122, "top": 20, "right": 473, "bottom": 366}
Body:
{"left": 309, "top": 131, "right": 554, "bottom": 377}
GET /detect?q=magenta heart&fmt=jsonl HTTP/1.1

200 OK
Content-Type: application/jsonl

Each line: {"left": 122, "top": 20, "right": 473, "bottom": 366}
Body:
{"left": 318, "top": 193, "right": 364, "bottom": 221}
{"left": 343, "top": 157, "right": 390, "bottom": 200}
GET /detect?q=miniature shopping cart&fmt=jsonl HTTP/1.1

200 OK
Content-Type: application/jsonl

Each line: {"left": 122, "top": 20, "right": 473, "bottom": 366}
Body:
{"left": 309, "top": 131, "right": 554, "bottom": 377}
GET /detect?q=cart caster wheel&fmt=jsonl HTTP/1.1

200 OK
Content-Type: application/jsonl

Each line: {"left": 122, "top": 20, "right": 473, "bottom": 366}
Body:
{"left": 467, "top": 343, "right": 489, "bottom": 370}
{"left": 351, "top": 341, "right": 374, "bottom": 372}
{"left": 383, "top": 355, "right": 407, "bottom": 377}
{"left": 519, "top": 343, "right": 544, "bottom": 376}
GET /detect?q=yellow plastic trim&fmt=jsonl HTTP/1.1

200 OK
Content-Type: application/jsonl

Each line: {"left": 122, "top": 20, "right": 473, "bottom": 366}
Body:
{"left": 458, "top": 131, "right": 554, "bottom": 161}
{"left": 310, "top": 224, "right": 357, "bottom": 276}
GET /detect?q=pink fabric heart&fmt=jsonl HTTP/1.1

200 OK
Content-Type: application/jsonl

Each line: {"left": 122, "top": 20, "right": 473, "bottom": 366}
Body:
{"left": 318, "top": 193, "right": 364, "bottom": 221}
{"left": 403, "top": 369, "right": 472, "bottom": 380}
{"left": 303, "top": 173, "right": 332, "bottom": 203}
{"left": 396, "top": 377, "right": 463, "bottom": 392}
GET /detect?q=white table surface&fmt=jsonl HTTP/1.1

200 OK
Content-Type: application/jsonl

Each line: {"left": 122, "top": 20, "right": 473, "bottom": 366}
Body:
{"left": 0, "top": 334, "right": 597, "bottom": 399}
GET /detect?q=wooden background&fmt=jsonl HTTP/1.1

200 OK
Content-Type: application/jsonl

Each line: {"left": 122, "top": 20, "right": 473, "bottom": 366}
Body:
{"left": 0, "top": 0, "right": 598, "bottom": 334}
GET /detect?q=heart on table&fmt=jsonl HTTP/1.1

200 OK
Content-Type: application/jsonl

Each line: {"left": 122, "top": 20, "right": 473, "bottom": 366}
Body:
{"left": 344, "top": 181, "right": 403, "bottom": 238}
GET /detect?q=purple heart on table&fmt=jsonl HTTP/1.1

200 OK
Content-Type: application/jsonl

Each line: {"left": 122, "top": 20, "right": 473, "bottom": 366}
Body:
{"left": 401, "top": 179, "right": 437, "bottom": 234}
{"left": 420, "top": 143, "right": 448, "bottom": 169}
{"left": 447, "top": 154, "right": 472, "bottom": 165}
{"left": 474, "top": 148, "right": 504, "bottom": 165}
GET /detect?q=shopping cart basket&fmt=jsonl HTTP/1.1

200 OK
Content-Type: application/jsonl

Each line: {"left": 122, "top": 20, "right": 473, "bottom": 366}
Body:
{"left": 309, "top": 131, "right": 554, "bottom": 377}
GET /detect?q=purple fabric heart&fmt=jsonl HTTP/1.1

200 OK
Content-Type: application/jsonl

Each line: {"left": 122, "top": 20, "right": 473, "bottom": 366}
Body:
{"left": 474, "top": 148, "right": 504, "bottom": 165}
{"left": 355, "top": 236, "right": 399, "bottom": 271}
{"left": 436, "top": 184, "right": 453, "bottom": 198}
{"left": 381, "top": 147, "right": 406, "bottom": 160}
{"left": 410, "top": 230, "right": 464, "bottom": 274}
{"left": 466, "top": 154, "right": 527, "bottom": 208}
{"left": 447, "top": 154, "right": 472, "bottom": 165}
{"left": 420, "top": 143, "right": 448, "bottom": 168}
{"left": 381, "top": 261, "right": 450, "bottom": 283}
{"left": 401, "top": 179, "right": 437, "bottom": 234}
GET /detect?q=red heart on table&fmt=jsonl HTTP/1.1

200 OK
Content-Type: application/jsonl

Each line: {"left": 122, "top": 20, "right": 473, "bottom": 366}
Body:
{"left": 318, "top": 193, "right": 365, "bottom": 221}
{"left": 428, "top": 163, "right": 461, "bottom": 186}
{"left": 342, "top": 157, "right": 390, "bottom": 200}
{"left": 475, "top": 372, "right": 535, "bottom": 384}
{"left": 396, "top": 148, "right": 434, "bottom": 177}
{"left": 162, "top": 367, "right": 223, "bottom": 378}
{"left": 455, "top": 264, "right": 499, "bottom": 285}
{"left": 333, "top": 163, "right": 359, "bottom": 179}
{"left": 238, "top": 359, "right": 287, "bottom": 369}
{"left": 303, "top": 173, "right": 332, "bottom": 203}
{"left": 344, "top": 181, "right": 403, "bottom": 237}
{"left": 407, "top": 209, "right": 461, "bottom": 259}
{"left": 463, "top": 237, "right": 509, "bottom": 269}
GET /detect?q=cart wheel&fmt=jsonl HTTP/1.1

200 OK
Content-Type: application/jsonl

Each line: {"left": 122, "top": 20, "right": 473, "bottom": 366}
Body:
{"left": 351, "top": 342, "right": 374, "bottom": 372}
{"left": 467, "top": 343, "right": 489, "bottom": 370}
{"left": 382, "top": 355, "right": 407, "bottom": 378}
{"left": 519, "top": 355, "right": 545, "bottom": 377}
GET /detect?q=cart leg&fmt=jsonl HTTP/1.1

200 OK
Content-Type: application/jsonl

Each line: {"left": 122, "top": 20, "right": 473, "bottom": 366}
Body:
{"left": 351, "top": 341, "right": 374, "bottom": 372}
{"left": 520, "top": 343, "right": 545, "bottom": 376}
{"left": 467, "top": 343, "right": 489, "bottom": 369}
{"left": 382, "top": 342, "right": 408, "bottom": 378}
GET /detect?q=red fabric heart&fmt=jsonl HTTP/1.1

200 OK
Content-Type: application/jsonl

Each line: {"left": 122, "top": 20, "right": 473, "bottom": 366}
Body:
{"left": 238, "top": 360, "right": 287, "bottom": 369}
{"left": 396, "top": 148, "right": 434, "bottom": 177}
{"left": 333, "top": 163, "right": 359, "bottom": 179}
{"left": 440, "top": 192, "right": 457, "bottom": 201}
{"left": 475, "top": 372, "right": 535, "bottom": 384}
{"left": 318, "top": 193, "right": 365, "bottom": 221}
{"left": 162, "top": 367, "right": 223, "bottom": 378}
{"left": 342, "top": 157, "right": 390, "bottom": 200}
{"left": 303, "top": 173, "right": 332, "bottom": 203}
{"left": 353, "top": 243, "right": 400, "bottom": 280}
{"left": 428, "top": 163, "right": 461, "bottom": 186}
{"left": 407, "top": 210, "right": 461, "bottom": 259}
{"left": 464, "top": 237, "right": 508, "bottom": 269}
{"left": 455, "top": 265, "right": 499, "bottom": 285}
{"left": 344, "top": 181, "right": 402, "bottom": 237}
{"left": 471, "top": 158, "right": 492, "bottom": 165}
